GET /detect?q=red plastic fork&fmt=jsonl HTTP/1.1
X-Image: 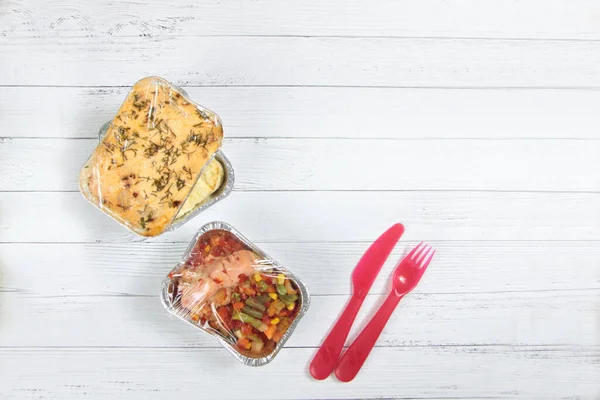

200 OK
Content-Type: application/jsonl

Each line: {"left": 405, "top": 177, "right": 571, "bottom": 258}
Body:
{"left": 334, "top": 243, "right": 435, "bottom": 382}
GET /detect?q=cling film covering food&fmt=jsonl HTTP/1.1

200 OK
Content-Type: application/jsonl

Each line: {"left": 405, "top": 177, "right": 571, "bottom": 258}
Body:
{"left": 79, "top": 76, "right": 228, "bottom": 236}
{"left": 161, "top": 222, "right": 310, "bottom": 366}
{"left": 95, "top": 121, "right": 235, "bottom": 231}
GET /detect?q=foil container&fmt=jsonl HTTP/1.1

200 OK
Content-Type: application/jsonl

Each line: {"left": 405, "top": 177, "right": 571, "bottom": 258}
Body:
{"left": 160, "top": 221, "right": 310, "bottom": 366}
{"left": 95, "top": 121, "right": 235, "bottom": 233}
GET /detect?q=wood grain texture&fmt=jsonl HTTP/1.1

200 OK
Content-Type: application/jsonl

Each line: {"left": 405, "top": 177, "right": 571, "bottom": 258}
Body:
{"left": 3, "top": 36, "right": 600, "bottom": 87}
{"left": 2, "top": 242, "right": 599, "bottom": 296}
{"left": 2, "top": 191, "right": 600, "bottom": 243}
{"left": 2, "top": 0, "right": 600, "bottom": 40}
{"left": 2, "top": 138, "right": 600, "bottom": 192}
{"left": 0, "top": 347, "right": 598, "bottom": 399}
{"left": 3, "top": 0, "right": 600, "bottom": 398}
{"left": 1, "top": 291, "right": 598, "bottom": 348}
{"left": 5, "top": 86, "right": 600, "bottom": 139}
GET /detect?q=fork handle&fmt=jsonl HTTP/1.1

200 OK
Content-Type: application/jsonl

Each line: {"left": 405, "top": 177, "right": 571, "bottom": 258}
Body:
{"left": 309, "top": 294, "right": 365, "bottom": 380}
{"left": 334, "top": 293, "right": 403, "bottom": 382}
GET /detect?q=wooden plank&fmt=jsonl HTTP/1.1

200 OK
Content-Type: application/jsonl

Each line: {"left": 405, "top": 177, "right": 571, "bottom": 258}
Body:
{"left": 2, "top": 0, "right": 600, "bottom": 40}
{"left": 3, "top": 36, "right": 600, "bottom": 87}
{"left": 2, "top": 241, "right": 600, "bottom": 296}
{"left": 2, "top": 138, "right": 599, "bottom": 192}
{"left": 1, "top": 191, "right": 599, "bottom": 243}
{"left": 5, "top": 86, "right": 600, "bottom": 140}
{"left": 0, "top": 291, "right": 597, "bottom": 348}
{"left": 0, "top": 346, "right": 597, "bottom": 399}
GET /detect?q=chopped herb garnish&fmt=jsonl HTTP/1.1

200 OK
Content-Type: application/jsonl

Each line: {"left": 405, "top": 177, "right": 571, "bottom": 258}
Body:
{"left": 133, "top": 98, "right": 148, "bottom": 111}
{"left": 176, "top": 176, "right": 186, "bottom": 190}
{"left": 144, "top": 141, "right": 160, "bottom": 158}
{"left": 187, "top": 131, "right": 209, "bottom": 148}
{"left": 139, "top": 209, "right": 155, "bottom": 229}
{"left": 101, "top": 85, "right": 221, "bottom": 228}
{"left": 182, "top": 166, "right": 193, "bottom": 180}
{"left": 152, "top": 175, "right": 169, "bottom": 192}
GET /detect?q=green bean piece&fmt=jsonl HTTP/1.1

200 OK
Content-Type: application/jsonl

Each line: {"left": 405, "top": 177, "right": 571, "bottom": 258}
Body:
{"left": 242, "top": 306, "right": 264, "bottom": 319}
{"left": 257, "top": 280, "right": 268, "bottom": 292}
{"left": 233, "top": 311, "right": 267, "bottom": 332}
{"left": 256, "top": 295, "right": 271, "bottom": 305}
{"left": 245, "top": 297, "right": 267, "bottom": 312}
{"left": 279, "top": 293, "right": 299, "bottom": 306}
{"left": 276, "top": 283, "right": 287, "bottom": 296}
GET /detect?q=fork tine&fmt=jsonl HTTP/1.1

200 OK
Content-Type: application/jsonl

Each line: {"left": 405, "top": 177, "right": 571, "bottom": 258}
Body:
{"left": 418, "top": 249, "right": 436, "bottom": 270}
{"left": 405, "top": 242, "right": 423, "bottom": 259}
{"left": 411, "top": 242, "right": 427, "bottom": 261}
{"left": 415, "top": 246, "right": 431, "bottom": 266}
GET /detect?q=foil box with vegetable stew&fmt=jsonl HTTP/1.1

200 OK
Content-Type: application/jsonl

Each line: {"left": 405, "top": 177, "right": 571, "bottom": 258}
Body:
{"left": 161, "top": 221, "right": 310, "bottom": 366}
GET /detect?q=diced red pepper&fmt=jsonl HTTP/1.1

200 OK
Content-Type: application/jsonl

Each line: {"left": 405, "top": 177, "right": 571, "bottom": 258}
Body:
{"left": 186, "top": 251, "right": 204, "bottom": 267}
{"left": 231, "top": 320, "right": 242, "bottom": 330}
{"left": 216, "top": 306, "right": 231, "bottom": 329}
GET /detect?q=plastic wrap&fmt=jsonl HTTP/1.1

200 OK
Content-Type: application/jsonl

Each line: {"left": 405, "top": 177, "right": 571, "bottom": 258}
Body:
{"left": 161, "top": 221, "right": 310, "bottom": 366}
{"left": 79, "top": 76, "right": 233, "bottom": 236}
{"left": 95, "top": 120, "right": 235, "bottom": 231}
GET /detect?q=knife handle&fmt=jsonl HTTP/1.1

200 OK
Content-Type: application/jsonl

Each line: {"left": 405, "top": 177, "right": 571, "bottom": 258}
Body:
{"left": 309, "top": 294, "right": 364, "bottom": 380}
{"left": 335, "top": 293, "right": 403, "bottom": 382}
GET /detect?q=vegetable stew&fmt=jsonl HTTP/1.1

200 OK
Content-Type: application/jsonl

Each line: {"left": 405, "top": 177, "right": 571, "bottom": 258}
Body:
{"left": 167, "top": 230, "right": 301, "bottom": 358}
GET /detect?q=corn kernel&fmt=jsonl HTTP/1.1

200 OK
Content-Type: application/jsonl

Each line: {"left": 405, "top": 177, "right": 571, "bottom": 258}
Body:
{"left": 277, "top": 274, "right": 285, "bottom": 285}
{"left": 270, "top": 317, "right": 280, "bottom": 325}
{"left": 245, "top": 342, "right": 252, "bottom": 350}
{"left": 204, "top": 245, "right": 211, "bottom": 253}
{"left": 268, "top": 293, "right": 278, "bottom": 300}
{"left": 253, "top": 273, "right": 262, "bottom": 282}
{"left": 287, "top": 302, "right": 296, "bottom": 311}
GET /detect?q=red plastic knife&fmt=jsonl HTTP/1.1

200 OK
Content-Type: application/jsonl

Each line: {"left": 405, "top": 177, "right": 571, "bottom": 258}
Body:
{"left": 309, "top": 223, "right": 405, "bottom": 380}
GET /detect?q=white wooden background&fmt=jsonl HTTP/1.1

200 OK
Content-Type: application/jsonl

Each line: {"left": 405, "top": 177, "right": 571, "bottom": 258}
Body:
{"left": 1, "top": 1, "right": 600, "bottom": 399}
